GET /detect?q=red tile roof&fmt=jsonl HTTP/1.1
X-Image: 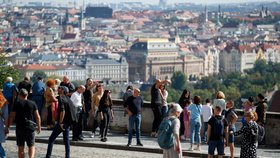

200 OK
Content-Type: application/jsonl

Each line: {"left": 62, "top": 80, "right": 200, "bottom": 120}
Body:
{"left": 17, "top": 64, "right": 57, "bottom": 70}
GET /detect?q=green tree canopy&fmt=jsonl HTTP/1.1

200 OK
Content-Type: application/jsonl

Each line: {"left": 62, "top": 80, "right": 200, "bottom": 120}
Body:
{"left": 31, "top": 70, "right": 47, "bottom": 83}
{"left": 0, "top": 54, "right": 19, "bottom": 89}
{"left": 171, "top": 71, "right": 187, "bottom": 91}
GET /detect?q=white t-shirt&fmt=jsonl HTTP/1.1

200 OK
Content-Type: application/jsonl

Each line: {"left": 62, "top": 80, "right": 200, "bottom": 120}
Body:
{"left": 70, "top": 91, "right": 83, "bottom": 107}
{"left": 201, "top": 103, "right": 213, "bottom": 122}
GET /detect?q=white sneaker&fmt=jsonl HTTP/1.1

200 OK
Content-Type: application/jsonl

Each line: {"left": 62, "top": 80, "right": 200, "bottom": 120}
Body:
{"left": 194, "top": 146, "right": 201, "bottom": 151}
{"left": 90, "top": 133, "right": 95, "bottom": 138}
{"left": 188, "top": 147, "right": 193, "bottom": 151}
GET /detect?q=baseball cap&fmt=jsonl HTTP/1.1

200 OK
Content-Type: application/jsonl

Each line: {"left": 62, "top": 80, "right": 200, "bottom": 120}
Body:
{"left": 59, "top": 86, "right": 69, "bottom": 94}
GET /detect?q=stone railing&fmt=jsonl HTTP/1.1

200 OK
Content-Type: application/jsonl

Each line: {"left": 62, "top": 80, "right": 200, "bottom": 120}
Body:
{"left": 110, "top": 99, "right": 280, "bottom": 146}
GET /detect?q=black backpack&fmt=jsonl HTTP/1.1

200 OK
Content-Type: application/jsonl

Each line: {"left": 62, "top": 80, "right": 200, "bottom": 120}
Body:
{"left": 212, "top": 116, "right": 226, "bottom": 140}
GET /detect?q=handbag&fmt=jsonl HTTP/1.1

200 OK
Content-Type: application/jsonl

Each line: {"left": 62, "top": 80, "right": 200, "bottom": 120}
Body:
{"left": 25, "top": 118, "right": 37, "bottom": 131}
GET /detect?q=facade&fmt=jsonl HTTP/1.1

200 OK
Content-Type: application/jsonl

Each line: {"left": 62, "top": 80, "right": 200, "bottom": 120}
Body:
{"left": 85, "top": 57, "right": 129, "bottom": 83}
{"left": 220, "top": 44, "right": 256, "bottom": 73}
{"left": 127, "top": 38, "right": 205, "bottom": 82}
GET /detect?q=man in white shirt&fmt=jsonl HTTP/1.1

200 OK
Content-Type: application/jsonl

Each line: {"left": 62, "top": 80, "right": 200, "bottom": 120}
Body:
{"left": 71, "top": 85, "right": 85, "bottom": 141}
{"left": 201, "top": 98, "right": 213, "bottom": 142}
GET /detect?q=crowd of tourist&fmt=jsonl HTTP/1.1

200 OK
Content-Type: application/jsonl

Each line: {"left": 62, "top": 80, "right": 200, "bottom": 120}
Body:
{"left": 0, "top": 76, "right": 267, "bottom": 158}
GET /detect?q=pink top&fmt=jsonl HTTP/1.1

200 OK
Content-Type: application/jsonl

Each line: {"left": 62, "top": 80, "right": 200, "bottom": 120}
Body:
{"left": 183, "top": 106, "right": 189, "bottom": 122}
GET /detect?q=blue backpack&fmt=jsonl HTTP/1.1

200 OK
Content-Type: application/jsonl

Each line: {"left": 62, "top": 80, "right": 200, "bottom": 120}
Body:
{"left": 157, "top": 117, "right": 175, "bottom": 149}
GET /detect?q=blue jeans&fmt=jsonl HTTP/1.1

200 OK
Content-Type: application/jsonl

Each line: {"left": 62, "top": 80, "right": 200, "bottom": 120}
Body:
{"left": 189, "top": 119, "right": 201, "bottom": 144}
{"left": 31, "top": 95, "right": 44, "bottom": 116}
{"left": 46, "top": 123, "right": 71, "bottom": 158}
{"left": 0, "top": 143, "right": 6, "bottom": 158}
{"left": 161, "top": 106, "right": 168, "bottom": 119}
{"left": 128, "top": 114, "right": 141, "bottom": 144}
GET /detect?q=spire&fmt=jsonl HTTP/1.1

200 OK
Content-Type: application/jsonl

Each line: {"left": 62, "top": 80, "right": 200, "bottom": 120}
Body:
{"left": 205, "top": 5, "right": 208, "bottom": 22}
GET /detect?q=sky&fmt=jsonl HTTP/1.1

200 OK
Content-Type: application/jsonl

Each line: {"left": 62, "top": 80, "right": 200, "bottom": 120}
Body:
{"left": 91, "top": 0, "right": 271, "bottom": 4}
{"left": 16, "top": 0, "right": 274, "bottom": 5}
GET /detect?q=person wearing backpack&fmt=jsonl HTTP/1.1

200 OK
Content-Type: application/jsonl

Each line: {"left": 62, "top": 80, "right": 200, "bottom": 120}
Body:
{"left": 231, "top": 111, "right": 258, "bottom": 158}
{"left": 159, "top": 103, "right": 183, "bottom": 158}
{"left": 207, "top": 106, "right": 228, "bottom": 158}
{"left": 46, "top": 86, "right": 75, "bottom": 158}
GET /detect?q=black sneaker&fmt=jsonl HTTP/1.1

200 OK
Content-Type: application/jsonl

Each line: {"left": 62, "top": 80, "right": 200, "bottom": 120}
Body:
{"left": 100, "top": 138, "right": 106, "bottom": 142}
{"left": 78, "top": 137, "right": 84, "bottom": 141}
{"left": 72, "top": 138, "right": 78, "bottom": 141}
{"left": 136, "top": 143, "right": 143, "bottom": 146}
{"left": 126, "top": 143, "right": 131, "bottom": 147}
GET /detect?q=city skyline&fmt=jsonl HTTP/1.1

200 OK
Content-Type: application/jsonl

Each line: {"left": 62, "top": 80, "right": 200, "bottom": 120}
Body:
{"left": 11, "top": 0, "right": 277, "bottom": 5}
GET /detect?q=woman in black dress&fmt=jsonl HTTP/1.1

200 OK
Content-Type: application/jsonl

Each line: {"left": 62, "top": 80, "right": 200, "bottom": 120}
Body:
{"left": 233, "top": 111, "right": 258, "bottom": 158}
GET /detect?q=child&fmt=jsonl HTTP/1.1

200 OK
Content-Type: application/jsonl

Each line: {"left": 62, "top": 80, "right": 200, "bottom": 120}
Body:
{"left": 183, "top": 99, "right": 191, "bottom": 139}
{"left": 207, "top": 106, "right": 228, "bottom": 158}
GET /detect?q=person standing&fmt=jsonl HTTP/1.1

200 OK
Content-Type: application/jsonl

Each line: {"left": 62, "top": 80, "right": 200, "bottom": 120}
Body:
{"left": 151, "top": 79, "right": 170, "bottom": 137}
{"left": 71, "top": 85, "right": 86, "bottom": 141}
{"left": 255, "top": 94, "right": 267, "bottom": 126}
{"left": 159, "top": 84, "right": 169, "bottom": 119}
{"left": 207, "top": 106, "right": 228, "bottom": 158}
{"left": 125, "top": 88, "right": 143, "bottom": 147}
{"left": 60, "top": 76, "right": 75, "bottom": 97}
{"left": 44, "top": 79, "right": 58, "bottom": 130}
{"left": 123, "top": 85, "right": 134, "bottom": 134}
{"left": 178, "top": 89, "right": 191, "bottom": 139}
{"left": 162, "top": 103, "right": 183, "bottom": 158}
{"left": 46, "top": 86, "right": 73, "bottom": 158}
{"left": 90, "top": 84, "right": 103, "bottom": 138}
{"left": 0, "top": 92, "right": 8, "bottom": 158}
{"left": 2, "top": 77, "right": 16, "bottom": 113}
{"left": 31, "top": 77, "right": 45, "bottom": 116}
{"left": 232, "top": 111, "right": 258, "bottom": 158}
{"left": 98, "top": 90, "right": 114, "bottom": 142}
{"left": 18, "top": 77, "right": 32, "bottom": 95}
{"left": 183, "top": 99, "right": 191, "bottom": 139}
{"left": 188, "top": 96, "right": 202, "bottom": 151}
{"left": 83, "top": 78, "right": 95, "bottom": 131}
{"left": 6, "top": 89, "right": 41, "bottom": 158}
{"left": 225, "top": 100, "right": 238, "bottom": 158}
{"left": 213, "top": 91, "right": 226, "bottom": 116}
{"left": 201, "top": 99, "right": 213, "bottom": 142}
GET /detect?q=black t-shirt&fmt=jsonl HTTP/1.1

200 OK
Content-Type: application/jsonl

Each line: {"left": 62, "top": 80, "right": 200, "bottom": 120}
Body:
{"left": 57, "top": 95, "right": 73, "bottom": 124}
{"left": 18, "top": 81, "right": 32, "bottom": 94}
{"left": 13, "top": 99, "right": 38, "bottom": 129}
{"left": 151, "top": 84, "right": 161, "bottom": 104}
{"left": 208, "top": 115, "right": 228, "bottom": 141}
{"left": 125, "top": 96, "right": 143, "bottom": 115}
{"left": 60, "top": 82, "right": 76, "bottom": 94}
{"left": 83, "top": 84, "right": 93, "bottom": 103}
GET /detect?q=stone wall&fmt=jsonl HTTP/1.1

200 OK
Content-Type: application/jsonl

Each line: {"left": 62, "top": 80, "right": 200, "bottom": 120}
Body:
{"left": 111, "top": 100, "right": 280, "bottom": 146}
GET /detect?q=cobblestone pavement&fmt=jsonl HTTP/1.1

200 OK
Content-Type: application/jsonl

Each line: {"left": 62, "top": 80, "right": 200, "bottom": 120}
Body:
{"left": 3, "top": 128, "right": 280, "bottom": 158}
{"left": 3, "top": 140, "right": 164, "bottom": 158}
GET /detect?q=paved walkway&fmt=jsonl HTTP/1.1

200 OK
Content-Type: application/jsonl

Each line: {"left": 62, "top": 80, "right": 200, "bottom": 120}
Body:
{"left": 6, "top": 127, "right": 280, "bottom": 158}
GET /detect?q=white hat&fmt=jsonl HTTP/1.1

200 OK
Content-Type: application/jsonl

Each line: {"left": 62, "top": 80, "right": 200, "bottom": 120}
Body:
{"left": 170, "top": 103, "right": 183, "bottom": 113}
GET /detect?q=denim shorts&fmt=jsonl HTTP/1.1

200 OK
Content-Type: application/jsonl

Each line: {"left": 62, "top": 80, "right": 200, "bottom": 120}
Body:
{"left": 228, "top": 127, "right": 236, "bottom": 144}
{"left": 208, "top": 140, "right": 225, "bottom": 155}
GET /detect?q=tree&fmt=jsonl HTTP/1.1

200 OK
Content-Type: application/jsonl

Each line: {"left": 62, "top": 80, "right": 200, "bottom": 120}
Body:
{"left": 171, "top": 71, "right": 187, "bottom": 91}
{"left": 0, "top": 54, "right": 20, "bottom": 89}
{"left": 31, "top": 70, "right": 47, "bottom": 83}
